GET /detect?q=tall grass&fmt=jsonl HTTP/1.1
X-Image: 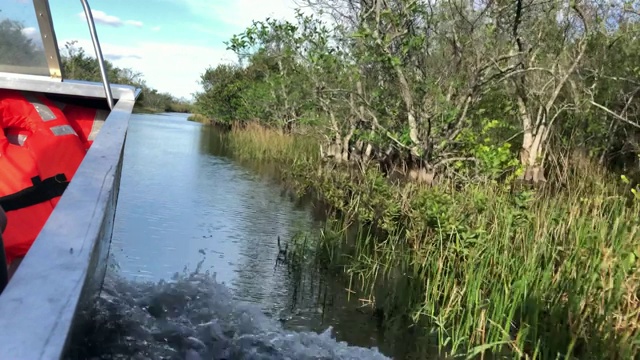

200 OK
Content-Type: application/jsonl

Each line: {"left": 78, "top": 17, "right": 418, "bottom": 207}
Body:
{"left": 226, "top": 122, "right": 318, "bottom": 164}
{"left": 187, "top": 113, "right": 211, "bottom": 123}
{"left": 216, "top": 123, "right": 640, "bottom": 359}
{"left": 335, "top": 182, "right": 640, "bottom": 359}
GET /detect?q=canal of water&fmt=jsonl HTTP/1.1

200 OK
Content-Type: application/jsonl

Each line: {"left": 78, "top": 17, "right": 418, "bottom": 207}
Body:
{"left": 66, "top": 113, "right": 413, "bottom": 359}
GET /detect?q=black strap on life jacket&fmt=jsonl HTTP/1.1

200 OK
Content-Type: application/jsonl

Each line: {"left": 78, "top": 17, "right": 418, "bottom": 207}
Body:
{"left": 0, "top": 174, "right": 69, "bottom": 212}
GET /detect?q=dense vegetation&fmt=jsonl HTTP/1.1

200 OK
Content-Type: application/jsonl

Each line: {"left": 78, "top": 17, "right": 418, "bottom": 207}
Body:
{"left": 193, "top": 1, "right": 640, "bottom": 359}
{"left": 0, "top": 19, "right": 47, "bottom": 69}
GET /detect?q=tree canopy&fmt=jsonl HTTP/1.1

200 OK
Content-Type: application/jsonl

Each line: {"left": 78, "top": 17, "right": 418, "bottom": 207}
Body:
{"left": 0, "top": 18, "right": 47, "bottom": 68}
{"left": 194, "top": 0, "right": 640, "bottom": 184}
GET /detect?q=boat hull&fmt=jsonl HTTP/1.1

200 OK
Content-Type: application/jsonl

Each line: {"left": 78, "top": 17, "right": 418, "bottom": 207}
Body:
{"left": 0, "top": 79, "right": 137, "bottom": 359}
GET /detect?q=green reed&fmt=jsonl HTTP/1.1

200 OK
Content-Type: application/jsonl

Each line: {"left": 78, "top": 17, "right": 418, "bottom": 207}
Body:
{"left": 219, "top": 125, "right": 640, "bottom": 359}
{"left": 317, "top": 182, "right": 640, "bottom": 359}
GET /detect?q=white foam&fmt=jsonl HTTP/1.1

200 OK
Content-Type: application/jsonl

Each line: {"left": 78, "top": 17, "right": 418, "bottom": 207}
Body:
{"left": 68, "top": 271, "right": 392, "bottom": 360}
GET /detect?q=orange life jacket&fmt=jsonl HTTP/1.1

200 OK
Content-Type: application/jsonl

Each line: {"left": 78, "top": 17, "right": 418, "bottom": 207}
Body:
{"left": 62, "top": 104, "right": 108, "bottom": 150}
{"left": 0, "top": 90, "right": 88, "bottom": 265}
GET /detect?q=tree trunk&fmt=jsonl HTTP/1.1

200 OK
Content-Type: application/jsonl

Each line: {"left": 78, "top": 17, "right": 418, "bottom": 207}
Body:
{"left": 340, "top": 138, "right": 350, "bottom": 163}
{"left": 340, "top": 122, "right": 355, "bottom": 163}
{"left": 320, "top": 141, "right": 343, "bottom": 162}
{"left": 408, "top": 166, "right": 436, "bottom": 185}
{"left": 520, "top": 125, "right": 548, "bottom": 183}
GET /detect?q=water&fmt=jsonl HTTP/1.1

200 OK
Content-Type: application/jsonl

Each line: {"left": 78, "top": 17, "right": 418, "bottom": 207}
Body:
{"left": 69, "top": 113, "right": 395, "bottom": 359}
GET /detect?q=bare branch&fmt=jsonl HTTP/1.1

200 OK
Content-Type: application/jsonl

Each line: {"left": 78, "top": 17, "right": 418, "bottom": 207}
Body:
{"left": 589, "top": 99, "right": 640, "bottom": 130}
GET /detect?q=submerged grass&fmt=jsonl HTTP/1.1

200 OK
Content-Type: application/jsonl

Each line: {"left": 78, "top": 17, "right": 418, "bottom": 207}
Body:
{"left": 220, "top": 123, "right": 640, "bottom": 359}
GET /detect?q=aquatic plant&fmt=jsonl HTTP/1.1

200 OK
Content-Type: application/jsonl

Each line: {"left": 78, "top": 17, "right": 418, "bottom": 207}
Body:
{"left": 218, "top": 124, "right": 640, "bottom": 359}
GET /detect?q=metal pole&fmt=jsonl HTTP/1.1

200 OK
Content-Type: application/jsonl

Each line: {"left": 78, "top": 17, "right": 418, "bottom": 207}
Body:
{"left": 0, "top": 207, "right": 8, "bottom": 295}
{"left": 79, "top": 0, "right": 114, "bottom": 110}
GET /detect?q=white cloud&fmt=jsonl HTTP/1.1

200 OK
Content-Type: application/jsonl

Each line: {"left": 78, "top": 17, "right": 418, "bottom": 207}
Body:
{"left": 77, "top": 10, "right": 143, "bottom": 28}
{"left": 151, "top": 26, "right": 161, "bottom": 31}
{"left": 105, "top": 53, "right": 143, "bottom": 61}
{"left": 21, "top": 27, "right": 39, "bottom": 41}
{"left": 125, "top": 20, "right": 144, "bottom": 28}
{"left": 83, "top": 10, "right": 122, "bottom": 27}
{"left": 61, "top": 38, "right": 235, "bottom": 100}
{"left": 20, "top": 27, "right": 47, "bottom": 49}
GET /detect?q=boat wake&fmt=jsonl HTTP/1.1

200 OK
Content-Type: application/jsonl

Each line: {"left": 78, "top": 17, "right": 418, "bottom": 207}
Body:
{"left": 67, "top": 270, "right": 391, "bottom": 360}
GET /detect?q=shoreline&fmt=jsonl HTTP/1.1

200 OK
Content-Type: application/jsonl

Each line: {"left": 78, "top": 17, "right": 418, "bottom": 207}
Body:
{"left": 202, "top": 119, "right": 640, "bottom": 359}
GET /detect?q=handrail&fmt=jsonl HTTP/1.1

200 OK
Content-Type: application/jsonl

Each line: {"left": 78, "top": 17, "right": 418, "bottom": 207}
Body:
{"left": 0, "top": 206, "right": 7, "bottom": 295}
{"left": 79, "top": 0, "right": 114, "bottom": 110}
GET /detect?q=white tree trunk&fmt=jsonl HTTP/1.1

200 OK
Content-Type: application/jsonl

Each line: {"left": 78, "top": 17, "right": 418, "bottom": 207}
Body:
{"left": 520, "top": 125, "right": 548, "bottom": 183}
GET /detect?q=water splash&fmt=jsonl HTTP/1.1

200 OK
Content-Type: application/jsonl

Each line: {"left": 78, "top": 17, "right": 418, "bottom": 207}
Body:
{"left": 68, "top": 270, "right": 392, "bottom": 360}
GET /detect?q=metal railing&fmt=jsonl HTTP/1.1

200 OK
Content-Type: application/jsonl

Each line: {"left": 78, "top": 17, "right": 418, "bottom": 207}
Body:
{"left": 0, "top": 207, "right": 7, "bottom": 295}
{"left": 79, "top": 0, "right": 115, "bottom": 110}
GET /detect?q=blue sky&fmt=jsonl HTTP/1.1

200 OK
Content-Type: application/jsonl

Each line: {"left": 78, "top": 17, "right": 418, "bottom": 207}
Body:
{"left": 5, "top": 0, "right": 304, "bottom": 100}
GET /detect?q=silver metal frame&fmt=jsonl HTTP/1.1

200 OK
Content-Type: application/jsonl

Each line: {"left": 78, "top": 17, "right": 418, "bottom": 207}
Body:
{"left": 0, "top": 86, "right": 137, "bottom": 359}
{"left": 29, "top": 0, "right": 117, "bottom": 109}
{"left": 33, "top": 0, "right": 63, "bottom": 79}
{"left": 0, "top": 1, "right": 142, "bottom": 357}
{"left": 80, "top": 0, "right": 115, "bottom": 110}
{"left": 6, "top": 0, "right": 140, "bottom": 101}
{"left": 0, "top": 74, "right": 136, "bottom": 101}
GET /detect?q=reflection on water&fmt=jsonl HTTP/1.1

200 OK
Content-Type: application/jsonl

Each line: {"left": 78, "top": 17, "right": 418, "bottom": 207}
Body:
{"left": 112, "top": 114, "right": 313, "bottom": 293}
{"left": 77, "top": 113, "right": 395, "bottom": 359}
